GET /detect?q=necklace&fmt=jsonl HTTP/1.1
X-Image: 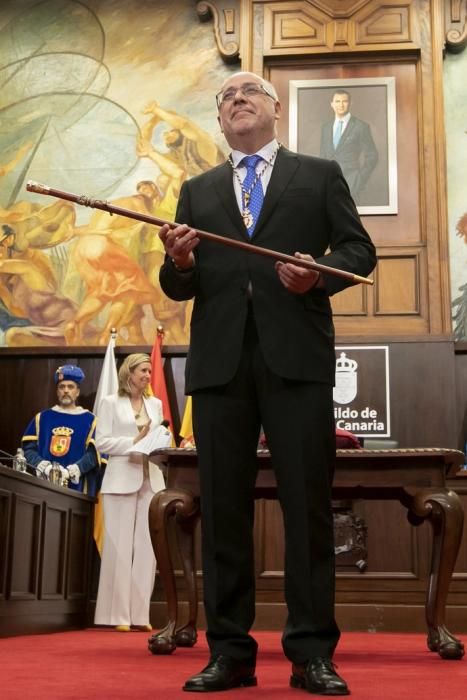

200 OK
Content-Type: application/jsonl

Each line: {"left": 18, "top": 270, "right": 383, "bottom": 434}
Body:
{"left": 132, "top": 399, "right": 144, "bottom": 419}
{"left": 228, "top": 144, "right": 281, "bottom": 229}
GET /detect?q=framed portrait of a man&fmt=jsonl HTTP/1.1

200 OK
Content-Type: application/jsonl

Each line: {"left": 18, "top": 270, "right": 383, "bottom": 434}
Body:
{"left": 289, "top": 77, "right": 397, "bottom": 215}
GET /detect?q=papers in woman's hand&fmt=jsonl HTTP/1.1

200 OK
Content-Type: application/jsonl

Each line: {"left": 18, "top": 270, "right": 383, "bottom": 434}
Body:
{"left": 125, "top": 424, "right": 172, "bottom": 455}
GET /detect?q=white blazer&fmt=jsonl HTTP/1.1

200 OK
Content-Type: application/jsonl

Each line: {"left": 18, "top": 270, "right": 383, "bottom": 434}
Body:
{"left": 96, "top": 394, "right": 165, "bottom": 494}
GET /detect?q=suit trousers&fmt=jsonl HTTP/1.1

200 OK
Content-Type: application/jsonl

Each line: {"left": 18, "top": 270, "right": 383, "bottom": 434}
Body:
{"left": 192, "top": 309, "right": 340, "bottom": 664}
{"left": 94, "top": 475, "right": 157, "bottom": 626}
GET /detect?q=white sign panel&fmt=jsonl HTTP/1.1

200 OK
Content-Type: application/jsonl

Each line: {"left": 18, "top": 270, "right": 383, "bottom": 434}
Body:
{"left": 334, "top": 346, "right": 390, "bottom": 438}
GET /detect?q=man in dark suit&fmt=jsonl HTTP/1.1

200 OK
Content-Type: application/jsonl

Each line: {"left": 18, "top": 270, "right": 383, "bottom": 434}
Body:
{"left": 158, "top": 71, "right": 376, "bottom": 695}
{"left": 320, "top": 89, "right": 378, "bottom": 204}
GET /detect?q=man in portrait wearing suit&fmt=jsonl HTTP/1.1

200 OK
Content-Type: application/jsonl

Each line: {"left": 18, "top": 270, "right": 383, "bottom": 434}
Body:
{"left": 320, "top": 89, "right": 378, "bottom": 204}
{"left": 158, "top": 71, "right": 376, "bottom": 694}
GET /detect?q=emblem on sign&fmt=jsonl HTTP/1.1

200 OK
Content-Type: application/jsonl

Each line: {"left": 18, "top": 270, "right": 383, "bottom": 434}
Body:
{"left": 50, "top": 426, "right": 74, "bottom": 457}
{"left": 333, "top": 352, "right": 358, "bottom": 404}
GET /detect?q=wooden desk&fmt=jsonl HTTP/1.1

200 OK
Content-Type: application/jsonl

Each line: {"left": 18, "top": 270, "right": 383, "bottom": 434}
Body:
{"left": 0, "top": 464, "right": 95, "bottom": 637}
{"left": 147, "top": 448, "right": 465, "bottom": 660}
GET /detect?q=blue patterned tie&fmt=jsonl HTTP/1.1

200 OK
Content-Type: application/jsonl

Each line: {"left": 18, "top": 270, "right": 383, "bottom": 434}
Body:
{"left": 241, "top": 154, "right": 264, "bottom": 236}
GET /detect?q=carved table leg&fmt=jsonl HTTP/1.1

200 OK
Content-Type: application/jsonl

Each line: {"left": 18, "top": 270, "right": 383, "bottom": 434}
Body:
{"left": 147, "top": 488, "right": 198, "bottom": 655}
{"left": 174, "top": 509, "right": 200, "bottom": 647}
{"left": 409, "top": 488, "right": 465, "bottom": 660}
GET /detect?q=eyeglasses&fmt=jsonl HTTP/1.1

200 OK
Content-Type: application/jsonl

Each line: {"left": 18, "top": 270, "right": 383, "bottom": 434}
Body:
{"left": 216, "top": 83, "right": 275, "bottom": 109}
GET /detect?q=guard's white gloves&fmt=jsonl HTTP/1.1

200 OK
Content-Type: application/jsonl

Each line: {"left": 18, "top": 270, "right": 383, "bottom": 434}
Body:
{"left": 67, "top": 464, "right": 81, "bottom": 485}
{"left": 36, "top": 460, "right": 52, "bottom": 478}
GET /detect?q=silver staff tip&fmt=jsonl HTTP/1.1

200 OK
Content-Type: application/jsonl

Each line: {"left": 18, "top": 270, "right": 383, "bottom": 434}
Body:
{"left": 26, "top": 180, "right": 50, "bottom": 194}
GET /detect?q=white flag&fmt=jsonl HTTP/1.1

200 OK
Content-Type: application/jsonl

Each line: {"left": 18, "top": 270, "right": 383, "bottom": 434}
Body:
{"left": 93, "top": 331, "right": 118, "bottom": 556}
{"left": 93, "top": 331, "right": 118, "bottom": 414}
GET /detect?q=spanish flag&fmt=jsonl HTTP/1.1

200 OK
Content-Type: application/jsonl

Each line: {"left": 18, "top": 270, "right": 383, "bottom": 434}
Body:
{"left": 150, "top": 328, "right": 175, "bottom": 445}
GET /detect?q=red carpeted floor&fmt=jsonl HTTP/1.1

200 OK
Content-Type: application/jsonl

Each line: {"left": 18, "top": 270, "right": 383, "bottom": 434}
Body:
{"left": 0, "top": 630, "right": 465, "bottom": 699}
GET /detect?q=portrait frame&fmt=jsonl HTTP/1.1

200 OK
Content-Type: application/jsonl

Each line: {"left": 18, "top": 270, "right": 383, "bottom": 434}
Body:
{"left": 289, "top": 77, "right": 397, "bottom": 215}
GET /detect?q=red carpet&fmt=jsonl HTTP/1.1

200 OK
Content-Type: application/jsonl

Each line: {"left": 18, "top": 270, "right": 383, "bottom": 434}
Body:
{"left": 0, "top": 630, "right": 465, "bottom": 699}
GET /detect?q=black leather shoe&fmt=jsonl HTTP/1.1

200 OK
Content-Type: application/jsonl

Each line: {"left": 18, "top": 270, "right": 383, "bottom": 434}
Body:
{"left": 183, "top": 655, "right": 257, "bottom": 692}
{"left": 290, "top": 657, "right": 350, "bottom": 695}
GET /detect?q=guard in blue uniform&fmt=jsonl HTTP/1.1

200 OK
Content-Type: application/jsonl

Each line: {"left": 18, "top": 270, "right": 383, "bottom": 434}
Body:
{"left": 22, "top": 364, "right": 102, "bottom": 496}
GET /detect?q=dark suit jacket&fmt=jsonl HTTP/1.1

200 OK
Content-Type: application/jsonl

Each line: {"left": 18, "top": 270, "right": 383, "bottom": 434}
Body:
{"left": 159, "top": 147, "right": 377, "bottom": 393}
{"left": 320, "top": 116, "right": 378, "bottom": 198}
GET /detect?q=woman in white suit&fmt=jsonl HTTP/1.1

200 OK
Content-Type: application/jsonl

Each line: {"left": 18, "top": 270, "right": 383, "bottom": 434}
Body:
{"left": 94, "top": 353, "right": 166, "bottom": 631}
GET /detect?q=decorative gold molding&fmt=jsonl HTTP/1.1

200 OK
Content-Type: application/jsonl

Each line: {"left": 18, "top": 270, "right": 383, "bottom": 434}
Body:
{"left": 445, "top": 0, "right": 467, "bottom": 53}
{"left": 196, "top": 1, "right": 241, "bottom": 63}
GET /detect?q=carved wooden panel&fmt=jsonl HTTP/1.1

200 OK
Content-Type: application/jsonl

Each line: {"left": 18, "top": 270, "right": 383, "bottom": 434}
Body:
{"left": 67, "top": 511, "right": 91, "bottom": 599}
{"left": 354, "top": 1, "right": 412, "bottom": 46}
{"left": 41, "top": 505, "right": 67, "bottom": 599}
{"left": 0, "top": 489, "right": 11, "bottom": 600}
{"left": 263, "top": 1, "right": 329, "bottom": 51}
{"left": 196, "top": 0, "right": 240, "bottom": 62}
{"left": 9, "top": 495, "right": 41, "bottom": 599}
{"left": 374, "top": 253, "right": 420, "bottom": 315}
{"left": 261, "top": 0, "right": 416, "bottom": 54}
{"left": 445, "top": 0, "right": 467, "bottom": 53}
{"left": 331, "top": 283, "right": 368, "bottom": 316}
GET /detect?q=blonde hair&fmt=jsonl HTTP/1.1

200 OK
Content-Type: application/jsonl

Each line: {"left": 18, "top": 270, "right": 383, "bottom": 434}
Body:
{"left": 118, "top": 353, "right": 151, "bottom": 397}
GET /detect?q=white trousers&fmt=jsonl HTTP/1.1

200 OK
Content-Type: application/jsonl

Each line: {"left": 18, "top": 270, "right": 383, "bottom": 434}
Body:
{"left": 94, "top": 477, "right": 159, "bottom": 626}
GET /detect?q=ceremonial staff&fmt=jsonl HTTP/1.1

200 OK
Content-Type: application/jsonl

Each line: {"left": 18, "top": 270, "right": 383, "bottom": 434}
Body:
{"left": 26, "top": 181, "right": 374, "bottom": 286}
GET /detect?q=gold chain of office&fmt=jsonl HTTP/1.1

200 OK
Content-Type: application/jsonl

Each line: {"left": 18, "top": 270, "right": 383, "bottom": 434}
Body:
{"left": 228, "top": 144, "right": 281, "bottom": 229}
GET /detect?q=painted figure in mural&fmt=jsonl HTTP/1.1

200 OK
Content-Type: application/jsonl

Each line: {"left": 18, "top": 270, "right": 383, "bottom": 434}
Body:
{"left": 135, "top": 138, "right": 192, "bottom": 344}
{"left": 320, "top": 89, "right": 378, "bottom": 203}
{"left": 64, "top": 163, "right": 187, "bottom": 346}
{"left": 0, "top": 143, "right": 79, "bottom": 345}
{"left": 0, "top": 198, "right": 76, "bottom": 251}
{"left": 140, "top": 100, "right": 225, "bottom": 177}
{"left": 158, "top": 71, "right": 376, "bottom": 694}
{"left": 21, "top": 364, "right": 102, "bottom": 496}
{"left": 0, "top": 225, "right": 91, "bottom": 346}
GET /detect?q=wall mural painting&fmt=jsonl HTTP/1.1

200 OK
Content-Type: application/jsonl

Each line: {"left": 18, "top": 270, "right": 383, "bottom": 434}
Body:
{"left": 0, "top": 0, "right": 233, "bottom": 347}
{"left": 444, "top": 49, "right": 467, "bottom": 341}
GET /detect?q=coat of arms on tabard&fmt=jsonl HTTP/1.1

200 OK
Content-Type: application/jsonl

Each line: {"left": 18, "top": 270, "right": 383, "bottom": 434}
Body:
{"left": 49, "top": 426, "right": 74, "bottom": 457}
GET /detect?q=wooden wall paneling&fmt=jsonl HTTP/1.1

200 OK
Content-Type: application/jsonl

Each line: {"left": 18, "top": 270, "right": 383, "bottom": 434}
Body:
{"left": 8, "top": 494, "right": 41, "bottom": 599}
{"left": 262, "top": 1, "right": 330, "bottom": 54}
{"left": 40, "top": 504, "right": 67, "bottom": 599}
{"left": 354, "top": 1, "right": 413, "bottom": 48}
{"left": 330, "top": 282, "right": 368, "bottom": 316}
{"left": 67, "top": 510, "right": 91, "bottom": 599}
{"left": 383, "top": 341, "right": 458, "bottom": 448}
{"left": 268, "top": 58, "right": 429, "bottom": 337}
{"left": 255, "top": 500, "right": 285, "bottom": 583}
{"left": 454, "top": 344, "right": 467, "bottom": 449}
{"left": 260, "top": 0, "right": 418, "bottom": 56}
{"left": 0, "top": 488, "right": 11, "bottom": 600}
{"left": 235, "top": 1, "right": 453, "bottom": 337}
{"left": 350, "top": 499, "right": 421, "bottom": 576}
{"left": 445, "top": 479, "right": 467, "bottom": 633}
{"left": 417, "top": 0, "right": 451, "bottom": 334}
{"left": 374, "top": 251, "right": 420, "bottom": 315}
